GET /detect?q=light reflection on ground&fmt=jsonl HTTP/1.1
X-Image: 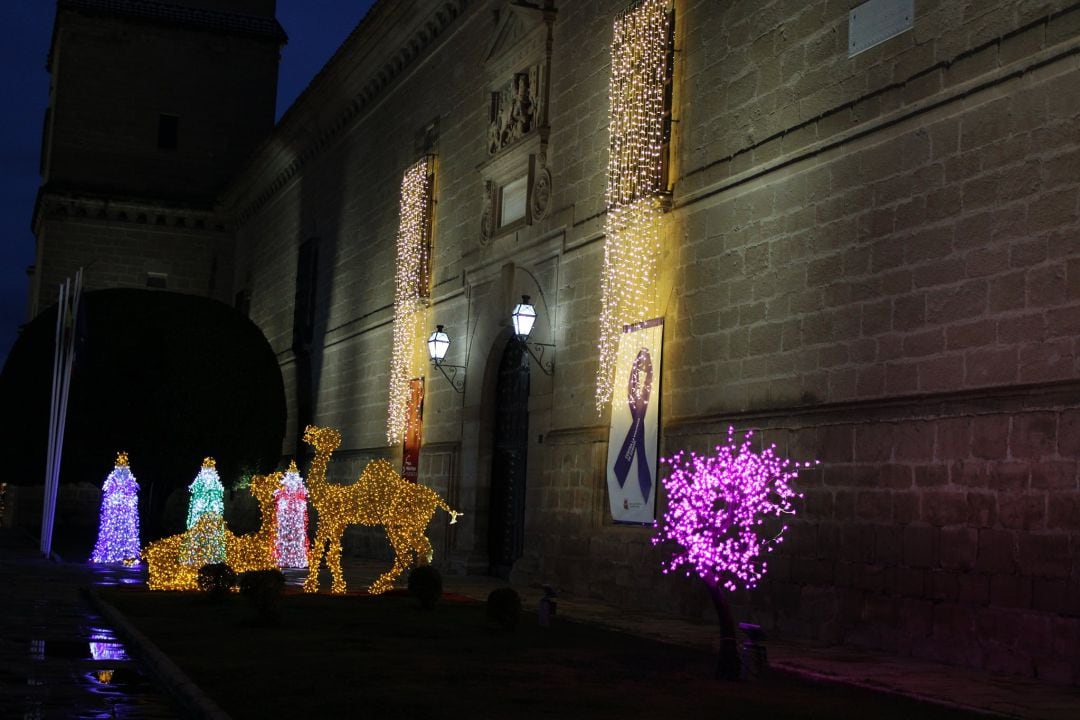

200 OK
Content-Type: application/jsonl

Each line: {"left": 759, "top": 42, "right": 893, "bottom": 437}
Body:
{"left": 0, "top": 532, "right": 179, "bottom": 718}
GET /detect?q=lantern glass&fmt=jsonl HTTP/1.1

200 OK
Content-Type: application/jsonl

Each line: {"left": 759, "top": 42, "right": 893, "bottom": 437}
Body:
{"left": 427, "top": 325, "right": 450, "bottom": 363}
{"left": 512, "top": 295, "right": 537, "bottom": 339}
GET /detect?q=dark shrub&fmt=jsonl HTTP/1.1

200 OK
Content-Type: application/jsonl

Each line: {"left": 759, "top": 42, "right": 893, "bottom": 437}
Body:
{"left": 0, "top": 289, "right": 286, "bottom": 538}
{"left": 486, "top": 587, "right": 521, "bottom": 631}
{"left": 197, "top": 563, "right": 236, "bottom": 600}
{"left": 407, "top": 564, "right": 443, "bottom": 609}
{"left": 240, "top": 569, "right": 286, "bottom": 621}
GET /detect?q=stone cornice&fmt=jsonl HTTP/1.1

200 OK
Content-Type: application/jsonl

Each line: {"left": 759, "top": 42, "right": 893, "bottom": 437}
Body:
{"left": 224, "top": 0, "right": 471, "bottom": 226}
{"left": 33, "top": 188, "right": 231, "bottom": 234}
{"left": 50, "top": 0, "right": 286, "bottom": 71}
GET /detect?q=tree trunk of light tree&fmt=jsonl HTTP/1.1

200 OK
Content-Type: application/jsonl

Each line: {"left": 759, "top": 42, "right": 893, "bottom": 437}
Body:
{"left": 704, "top": 579, "right": 741, "bottom": 680}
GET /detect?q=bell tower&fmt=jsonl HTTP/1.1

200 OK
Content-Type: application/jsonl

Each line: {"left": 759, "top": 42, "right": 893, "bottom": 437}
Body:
{"left": 29, "top": 0, "right": 286, "bottom": 315}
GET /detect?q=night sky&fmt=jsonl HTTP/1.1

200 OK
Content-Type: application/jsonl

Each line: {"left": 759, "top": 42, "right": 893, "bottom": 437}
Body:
{"left": 0, "top": 0, "right": 377, "bottom": 368}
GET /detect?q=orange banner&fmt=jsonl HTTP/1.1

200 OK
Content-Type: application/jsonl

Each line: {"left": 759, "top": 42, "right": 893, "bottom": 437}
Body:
{"left": 402, "top": 377, "right": 424, "bottom": 482}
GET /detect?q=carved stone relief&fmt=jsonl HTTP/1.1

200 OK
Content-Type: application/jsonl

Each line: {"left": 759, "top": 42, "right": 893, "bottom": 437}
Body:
{"left": 531, "top": 152, "right": 551, "bottom": 221}
{"left": 488, "top": 65, "right": 542, "bottom": 155}
{"left": 478, "top": 2, "right": 557, "bottom": 245}
{"left": 480, "top": 180, "right": 496, "bottom": 245}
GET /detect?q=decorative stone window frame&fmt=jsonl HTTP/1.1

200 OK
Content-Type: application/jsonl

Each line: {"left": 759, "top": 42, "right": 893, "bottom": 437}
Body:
{"left": 478, "top": 1, "right": 556, "bottom": 245}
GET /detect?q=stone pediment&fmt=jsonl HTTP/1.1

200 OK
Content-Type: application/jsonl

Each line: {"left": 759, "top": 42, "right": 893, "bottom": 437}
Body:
{"left": 482, "top": 1, "right": 551, "bottom": 73}
{"left": 477, "top": 1, "right": 556, "bottom": 246}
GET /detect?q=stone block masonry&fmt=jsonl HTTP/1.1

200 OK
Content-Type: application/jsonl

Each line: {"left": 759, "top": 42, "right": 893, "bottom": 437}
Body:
{"left": 219, "top": 0, "right": 1080, "bottom": 684}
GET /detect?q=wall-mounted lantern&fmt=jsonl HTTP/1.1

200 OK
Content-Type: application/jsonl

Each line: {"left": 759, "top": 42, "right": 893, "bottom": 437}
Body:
{"left": 512, "top": 295, "right": 554, "bottom": 375}
{"left": 426, "top": 325, "right": 465, "bottom": 392}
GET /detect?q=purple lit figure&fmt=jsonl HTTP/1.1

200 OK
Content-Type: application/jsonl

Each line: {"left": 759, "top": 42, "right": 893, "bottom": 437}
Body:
{"left": 90, "top": 452, "right": 141, "bottom": 565}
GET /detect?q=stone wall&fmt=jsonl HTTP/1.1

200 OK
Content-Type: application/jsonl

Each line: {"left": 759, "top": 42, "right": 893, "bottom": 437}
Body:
{"left": 32, "top": 208, "right": 234, "bottom": 313}
{"left": 227, "top": 0, "right": 1080, "bottom": 682}
{"left": 30, "top": 0, "right": 282, "bottom": 316}
{"left": 47, "top": 6, "right": 279, "bottom": 200}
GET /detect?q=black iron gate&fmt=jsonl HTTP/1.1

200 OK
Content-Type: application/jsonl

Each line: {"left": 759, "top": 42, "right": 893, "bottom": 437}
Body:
{"left": 488, "top": 338, "right": 530, "bottom": 577}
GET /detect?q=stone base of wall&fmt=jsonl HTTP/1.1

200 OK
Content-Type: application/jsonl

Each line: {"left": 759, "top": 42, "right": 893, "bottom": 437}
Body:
{"left": 519, "top": 382, "right": 1080, "bottom": 684}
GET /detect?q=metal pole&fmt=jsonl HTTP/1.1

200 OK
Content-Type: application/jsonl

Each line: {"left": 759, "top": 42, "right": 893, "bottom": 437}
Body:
{"left": 41, "top": 269, "right": 82, "bottom": 559}
{"left": 41, "top": 280, "right": 68, "bottom": 557}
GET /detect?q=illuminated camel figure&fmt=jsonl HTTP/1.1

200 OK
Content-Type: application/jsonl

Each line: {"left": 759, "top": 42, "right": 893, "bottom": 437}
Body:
{"left": 144, "top": 471, "right": 285, "bottom": 589}
{"left": 301, "top": 425, "right": 462, "bottom": 595}
{"left": 144, "top": 515, "right": 226, "bottom": 591}
{"left": 225, "top": 470, "right": 284, "bottom": 573}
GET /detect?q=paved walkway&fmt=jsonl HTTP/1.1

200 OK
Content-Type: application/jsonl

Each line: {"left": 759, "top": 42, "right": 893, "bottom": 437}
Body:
{"left": 0, "top": 528, "right": 178, "bottom": 719}
{"left": 2, "top": 528, "right": 1077, "bottom": 719}
{"left": 337, "top": 557, "right": 1080, "bottom": 720}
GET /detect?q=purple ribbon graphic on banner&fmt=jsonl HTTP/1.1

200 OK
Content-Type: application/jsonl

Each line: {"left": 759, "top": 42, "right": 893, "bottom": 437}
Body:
{"left": 612, "top": 347, "right": 654, "bottom": 503}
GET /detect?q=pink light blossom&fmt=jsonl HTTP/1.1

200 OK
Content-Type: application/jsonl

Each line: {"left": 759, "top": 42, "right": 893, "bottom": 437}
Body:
{"left": 653, "top": 427, "right": 814, "bottom": 592}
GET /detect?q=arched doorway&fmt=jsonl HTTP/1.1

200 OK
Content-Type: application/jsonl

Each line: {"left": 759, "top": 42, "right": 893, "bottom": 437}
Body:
{"left": 488, "top": 337, "right": 530, "bottom": 577}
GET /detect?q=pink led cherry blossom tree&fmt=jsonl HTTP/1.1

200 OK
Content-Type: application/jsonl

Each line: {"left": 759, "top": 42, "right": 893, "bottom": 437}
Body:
{"left": 653, "top": 427, "right": 813, "bottom": 678}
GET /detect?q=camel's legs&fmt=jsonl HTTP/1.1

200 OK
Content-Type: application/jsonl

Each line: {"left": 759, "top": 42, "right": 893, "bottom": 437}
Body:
{"left": 369, "top": 525, "right": 412, "bottom": 595}
{"left": 303, "top": 531, "right": 329, "bottom": 593}
{"left": 415, "top": 531, "right": 434, "bottom": 564}
{"left": 328, "top": 537, "right": 346, "bottom": 594}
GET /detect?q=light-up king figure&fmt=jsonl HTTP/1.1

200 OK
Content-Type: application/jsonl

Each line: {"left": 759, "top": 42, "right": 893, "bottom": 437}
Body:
{"left": 180, "top": 457, "right": 226, "bottom": 567}
{"left": 89, "top": 452, "right": 141, "bottom": 564}
{"left": 273, "top": 460, "right": 309, "bottom": 568}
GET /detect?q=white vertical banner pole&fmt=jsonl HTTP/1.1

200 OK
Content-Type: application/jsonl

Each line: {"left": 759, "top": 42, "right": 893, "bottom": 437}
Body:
{"left": 41, "top": 280, "right": 68, "bottom": 557}
{"left": 41, "top": 269, "right": 82, "bottom": 559}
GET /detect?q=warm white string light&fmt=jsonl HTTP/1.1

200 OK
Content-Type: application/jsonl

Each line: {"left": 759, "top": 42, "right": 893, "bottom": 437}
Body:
{"left": 387, "top": 157, "right": 435, "bottom": 443}
{"left": 596, "top": 0, "right": 671, "bottom": 412}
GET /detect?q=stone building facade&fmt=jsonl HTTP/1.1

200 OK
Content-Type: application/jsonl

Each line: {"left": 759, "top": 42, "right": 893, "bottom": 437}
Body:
{"left": 35, "top": 0, "right": 1080, "bottom": 683}
{"left": 222, "top": 0, "right": 1080, "bottom": 682}
{"left": 29, "top": 0, "right": 284, "bottom": 315}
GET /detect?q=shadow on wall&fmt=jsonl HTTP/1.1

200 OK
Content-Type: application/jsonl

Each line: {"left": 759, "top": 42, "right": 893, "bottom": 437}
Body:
{"left": 289, "top": 132, "right": 349, "bottom": 461}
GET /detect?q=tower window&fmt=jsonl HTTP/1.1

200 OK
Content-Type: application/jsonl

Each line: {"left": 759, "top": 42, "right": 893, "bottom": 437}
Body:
{"left": 157, "top": 114, "right": 178, "bottom": 150}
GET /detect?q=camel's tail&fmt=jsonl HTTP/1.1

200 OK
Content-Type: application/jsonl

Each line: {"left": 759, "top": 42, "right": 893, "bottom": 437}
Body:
{"left": 438, "top": 498, "right": 463, "bottom": 524}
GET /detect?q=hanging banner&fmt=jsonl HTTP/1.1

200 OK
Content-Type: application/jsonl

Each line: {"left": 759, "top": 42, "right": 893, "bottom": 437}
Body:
{"left": 402, "top": 377, "right": 424, "bottom": 482}
{"left": 606, "top": 317, "right": 663, "bottom": 524}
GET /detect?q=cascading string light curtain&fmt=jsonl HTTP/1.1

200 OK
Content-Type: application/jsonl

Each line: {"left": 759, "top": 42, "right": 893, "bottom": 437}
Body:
{"left": 387, "top": 156, "right": 435, "bottom": 443}
{"left": 596, "top": 0, "right": 672, "bottom": 413}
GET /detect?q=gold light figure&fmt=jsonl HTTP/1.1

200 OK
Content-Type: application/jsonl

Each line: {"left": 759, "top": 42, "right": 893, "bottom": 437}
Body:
{"left": 302, "top": 425, "right": 462, "bottom": 595}
{"left": 226, "top": 470, "right": 284, "bottom": 573}
{"left": 144, "top": 471, "right": 285, "bottom": 590}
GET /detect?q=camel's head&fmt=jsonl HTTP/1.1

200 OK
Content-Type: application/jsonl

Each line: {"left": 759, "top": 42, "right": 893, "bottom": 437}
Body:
{"left": 303, "top": 425, "right": 342, "bottom": 452}
{"left": 249, "top": 472, "right": 282, "bottom": 505}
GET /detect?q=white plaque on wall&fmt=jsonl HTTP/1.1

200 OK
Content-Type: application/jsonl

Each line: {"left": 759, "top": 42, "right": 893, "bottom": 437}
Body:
{"left": 848, "top": 0, "right": 914, "bottom": 57}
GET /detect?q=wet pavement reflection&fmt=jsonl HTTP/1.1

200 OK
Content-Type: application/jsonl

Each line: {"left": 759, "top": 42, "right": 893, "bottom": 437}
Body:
{"left": 0, "top": 531, "right": 179, "bottom": 718}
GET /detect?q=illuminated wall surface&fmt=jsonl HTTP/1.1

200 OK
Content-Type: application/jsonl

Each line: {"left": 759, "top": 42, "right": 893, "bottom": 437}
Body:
{"left": 654, "top": 429, "right": 813, "bottom": 592}
{"left": 387, "top": 158, "right": 434, "bottom": 443}
{"left": 595, "top": 0, "right": 670, "bottom": 411}
{"left": 126, "top": 0, "right": 1080, "bottom": 682}
{"left": 89, "top": 452, "right": 141, "bottom": 564}
{"left": 273, "top": 460, "right": 309, "bottom": 568}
